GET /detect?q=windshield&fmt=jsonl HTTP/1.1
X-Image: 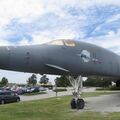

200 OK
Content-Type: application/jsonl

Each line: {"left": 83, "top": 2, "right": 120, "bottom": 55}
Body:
{"left": 64, "top": 40, "right": 76, "bottom": 47}
{"left": 47, "top": 40, "right": 76, "bottom": 47}
{"left": 47, "top": 40, "right": 64, "bottom": 45}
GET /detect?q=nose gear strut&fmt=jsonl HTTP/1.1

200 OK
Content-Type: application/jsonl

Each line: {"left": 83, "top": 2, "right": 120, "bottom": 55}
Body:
{"left": 67, "top": 75, "right": 85, "bottom": 109}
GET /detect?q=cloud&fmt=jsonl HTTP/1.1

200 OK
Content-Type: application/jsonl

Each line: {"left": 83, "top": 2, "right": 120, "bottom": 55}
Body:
{"left": 84, "top": 29, "right": 120, "bottom": 54}
{"left": 3, "top": 0, "right": 120, "bottom": 45}
{"left": 0, "top": 0, "right": 45, "bottom": 24}
{"left": 31, "top": 28, "right": 81, "bottom": 45}
{"left": 0, "top": 0, "right": 120, "bottom": 83}
{"left": 0, "top": 40, "right": 11, "bottom": 46}
{"left": 107, "top": 14, "right": 120, "bottom": 23}
{"left": 18, "top": 38, "right": 30, "bottom": 45}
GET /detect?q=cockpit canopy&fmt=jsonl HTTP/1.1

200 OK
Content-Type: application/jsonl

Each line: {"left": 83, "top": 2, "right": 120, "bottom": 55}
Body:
{"left": 47, "top": 40, "right": 76, "bottom": 47}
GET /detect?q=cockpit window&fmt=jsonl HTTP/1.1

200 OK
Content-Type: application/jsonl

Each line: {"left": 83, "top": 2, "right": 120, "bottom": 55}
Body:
{"left": 47, "top": 40, "right": 76, "bottom": 47}
{"left": 64, "top": 40, "right": 76, "bottom": 47}
{"left": 47, "top": 40, "right": 64, "bottom": 45}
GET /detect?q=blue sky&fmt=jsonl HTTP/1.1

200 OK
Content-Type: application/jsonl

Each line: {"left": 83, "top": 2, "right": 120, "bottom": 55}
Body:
{"left": 0, "top": 0, "right": 120, "bottom": 83}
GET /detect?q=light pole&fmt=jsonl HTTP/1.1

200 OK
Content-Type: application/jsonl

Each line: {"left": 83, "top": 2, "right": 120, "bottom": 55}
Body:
{"left": 54, "top": 79, "right": 58, "bottom": 98}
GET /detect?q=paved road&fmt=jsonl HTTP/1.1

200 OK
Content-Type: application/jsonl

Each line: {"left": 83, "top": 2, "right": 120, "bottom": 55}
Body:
{"left": 20, "top": 87, "right": 96, "bottom": 101}
{"left": 20, "top": 90, "right": 72, "bottom": 101}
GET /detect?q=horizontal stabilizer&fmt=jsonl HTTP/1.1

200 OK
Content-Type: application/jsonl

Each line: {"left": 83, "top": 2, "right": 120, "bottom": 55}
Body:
{"left": 46, "top": 64, "right": 70, "bottom": 72}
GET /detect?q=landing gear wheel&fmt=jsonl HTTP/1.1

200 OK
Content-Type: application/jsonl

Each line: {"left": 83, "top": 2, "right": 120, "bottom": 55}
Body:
{"left": 76, "top": 99, "right": 85, "bottom": 109}
{"left": 71, "top": 98, "right": 76, "bottom": 109}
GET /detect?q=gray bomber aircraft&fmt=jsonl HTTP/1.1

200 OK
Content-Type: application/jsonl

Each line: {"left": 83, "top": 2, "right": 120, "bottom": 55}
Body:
{"left": 0, "top": 39, "right": 120, "bottom": 109}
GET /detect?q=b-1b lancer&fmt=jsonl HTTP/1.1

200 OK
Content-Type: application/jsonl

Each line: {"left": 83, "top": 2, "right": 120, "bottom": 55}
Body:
{"left": 0, "top": 39, "right": 120, "bottom": 109}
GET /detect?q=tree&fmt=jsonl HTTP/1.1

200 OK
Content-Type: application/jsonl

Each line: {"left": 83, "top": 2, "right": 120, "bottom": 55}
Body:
{"left": 39, "top": 75, "right": 49, "bottom": 84}
{"left": 27, "top": 74, "right": 37, "bottom": 86}
{"left": 0, "top": 77, "right": 8, "bottom": 87}
{"left": 55, "top": 75, "right": 71, "bottom": 87}
{"left": 83, "top": 76, "right": 111, "bottom": 87}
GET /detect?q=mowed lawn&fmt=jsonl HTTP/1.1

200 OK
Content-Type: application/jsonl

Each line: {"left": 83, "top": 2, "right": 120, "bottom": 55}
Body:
{"left": 0, "top": 92, "right": 120, "bottom": 120}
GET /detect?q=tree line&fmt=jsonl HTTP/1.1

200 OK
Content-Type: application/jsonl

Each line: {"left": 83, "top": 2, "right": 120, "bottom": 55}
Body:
{"left": 55, "top": 76, "right": 111, "bottom": 88}
{"left": 0, "top": 74, "right": 50, "bottom": 87}
{"left": 0, "top": 74, "right": 112, "bottom": 88}
{"left": 83, "top": 76, "right": 111, "bottom": 87}
{"left": 27, "top": 74, "right": 49, "bottom": 86}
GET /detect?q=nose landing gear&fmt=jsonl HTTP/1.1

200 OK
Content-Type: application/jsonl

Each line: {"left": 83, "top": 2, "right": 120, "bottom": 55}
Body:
{"left": 67, "top": 76, "right": 85, "bottom": 110}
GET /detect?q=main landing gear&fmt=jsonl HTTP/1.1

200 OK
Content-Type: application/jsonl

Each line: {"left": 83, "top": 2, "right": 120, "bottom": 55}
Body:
{"left": 67, "top": 76, "right": 85, "bottom": 110}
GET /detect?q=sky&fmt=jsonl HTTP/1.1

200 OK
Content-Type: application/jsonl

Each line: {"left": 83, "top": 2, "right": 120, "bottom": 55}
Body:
{"left": 0, "top": 0, "right": 120, "bottom": 84}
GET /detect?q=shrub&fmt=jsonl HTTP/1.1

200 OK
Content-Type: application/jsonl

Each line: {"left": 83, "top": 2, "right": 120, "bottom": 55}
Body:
{"left": 109, "top": 85, "right": 120, "bottom": 90}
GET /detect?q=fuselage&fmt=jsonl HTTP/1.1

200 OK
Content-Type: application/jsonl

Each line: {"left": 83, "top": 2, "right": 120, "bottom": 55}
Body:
{"left": 0, "top": 40, "right": 120, "bottom": 78}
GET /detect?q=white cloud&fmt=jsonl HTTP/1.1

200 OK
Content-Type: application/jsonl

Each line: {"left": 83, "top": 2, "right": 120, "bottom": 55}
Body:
{"left": 31, "top": 31, "right": 52, "bottom": 45}
{"left": 107, "top": 14, "right": 120, "bottom": 23}
{"left": 0, "top": 39, "right": 12, "bottom": 46}
{"left": 0, "top": 0, "right": 45, "bottom": 24}
{"left": 84, "top": 29, "right": 120, "bottom": 54}
{"left": 30, "top": 28, "right": 81, "bottom": 45}
{"left": 1, "top": 0, "right": 120, "bottom": 28}
{"left": 18, "top": 38, "right": 30, "bottom": 45}
{"left": 46, "top": 0, "right": 120, "bottom": 11}
{"left": 0, "top": 0, "right": 120, "bottom": 84}
{"left": 94, "top": 0, "right": 120, "bottom": 6}
{"left": 54, "top": 29, "right": 81, "bottom": 39}
{"left": 0, "top": 0, "right": 79, "bottom": 26}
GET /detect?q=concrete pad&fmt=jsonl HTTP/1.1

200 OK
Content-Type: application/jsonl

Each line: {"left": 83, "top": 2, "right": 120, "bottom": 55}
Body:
{"left": 84, "top": 93, "right": 120, "bottom": 112}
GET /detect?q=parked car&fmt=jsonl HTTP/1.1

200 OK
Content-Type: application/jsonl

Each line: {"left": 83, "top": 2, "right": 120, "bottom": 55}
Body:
{"left": 26, "top": 87, "right": 32, "bottom": 93}
{"left": 0, "top": 87, "right": 4, "bottom": 91}
{"left": 39, "top": 87, "right": 46, "bottom": 91}
{"left": 0, "top": 91, "right": 20, "bottom": 104}
{"left": 16, "top": 88, "right": 24, "bottom": 95}
{"left": 11, "top": 87, "right": 27, "bottom": 95}
{"left": 31, "top": 87, "right": 40, "bottom": 92}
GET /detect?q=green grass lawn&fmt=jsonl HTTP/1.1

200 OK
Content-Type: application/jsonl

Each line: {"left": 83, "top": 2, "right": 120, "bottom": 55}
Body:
{"left": 0, "top": 92, "right": 119, "bottom": 120}
{"left": 81, "top": 91, "right": 115, "bottom": 98}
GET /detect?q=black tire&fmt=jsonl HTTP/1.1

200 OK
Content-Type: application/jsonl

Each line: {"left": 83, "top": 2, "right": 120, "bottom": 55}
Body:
{"left": 70, "top": 98, "right": 76, "bottom": 109}
{"left": 76, "top": 99, "right": 85, "bottom": 109}
{"left": 16, "top": 98, "right": 20, "bottom": 102}
{"left": 1, "top": 100, "right": 5, "bottom": 104}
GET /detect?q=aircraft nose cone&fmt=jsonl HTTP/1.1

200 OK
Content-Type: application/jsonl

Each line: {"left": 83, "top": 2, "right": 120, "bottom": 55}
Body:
{"left": 0, "top": 47, "right": 10, "bottom": 69}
